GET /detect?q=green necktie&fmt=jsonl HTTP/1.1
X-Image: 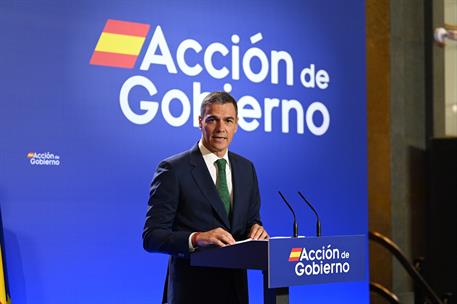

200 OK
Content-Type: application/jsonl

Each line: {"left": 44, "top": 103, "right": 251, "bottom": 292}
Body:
{"left": 215, "top": 158, "right": 231, "bottom": 216}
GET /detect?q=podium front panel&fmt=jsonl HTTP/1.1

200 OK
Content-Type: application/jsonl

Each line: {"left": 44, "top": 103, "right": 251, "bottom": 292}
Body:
{"left": 268, "top": 235, "right": 367, "bottom": 288}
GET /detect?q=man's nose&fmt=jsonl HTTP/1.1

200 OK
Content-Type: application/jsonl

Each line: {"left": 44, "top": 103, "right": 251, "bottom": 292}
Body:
{"left": 215, "top": 120, "right": 225, "bottom": 131}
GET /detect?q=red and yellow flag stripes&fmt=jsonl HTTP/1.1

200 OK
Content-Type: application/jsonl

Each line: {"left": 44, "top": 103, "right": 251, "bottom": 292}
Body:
{"left": 288, "top": 247, "right": 302, "bottom": 262}
{"left": 90, "top": 19, "right": 150, "bottom": 68}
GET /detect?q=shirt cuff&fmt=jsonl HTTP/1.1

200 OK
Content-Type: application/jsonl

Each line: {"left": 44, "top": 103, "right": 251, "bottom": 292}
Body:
{"left": 188, "top": 232, "right": 197, "bottom": 252}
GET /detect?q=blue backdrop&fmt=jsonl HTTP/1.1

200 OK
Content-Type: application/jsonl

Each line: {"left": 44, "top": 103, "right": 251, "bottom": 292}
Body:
{"left": 0, "top": 0, "right": 367, "bottom": 303}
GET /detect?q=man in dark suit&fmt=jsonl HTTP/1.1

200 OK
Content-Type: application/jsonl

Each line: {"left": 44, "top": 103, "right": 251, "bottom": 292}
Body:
{"left": 143, "top": 91, "right": 268, "bottom": 304}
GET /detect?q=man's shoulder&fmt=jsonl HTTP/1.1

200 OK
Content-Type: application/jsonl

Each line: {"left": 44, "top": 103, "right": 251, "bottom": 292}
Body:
{"left": 228, "top": 150, "right": 254, "bottom": 167}
{"left": 162, "top": 147, "right": 194, "bottom": 167}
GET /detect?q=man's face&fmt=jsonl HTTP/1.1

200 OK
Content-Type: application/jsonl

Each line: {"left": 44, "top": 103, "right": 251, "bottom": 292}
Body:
{"left": 199, "top": 103, "right": 238, "bottom": 157}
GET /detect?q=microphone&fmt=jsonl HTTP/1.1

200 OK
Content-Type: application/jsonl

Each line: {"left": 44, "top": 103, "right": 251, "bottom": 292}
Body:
{"left": 297, "top": 191, "right": 321, "bottom": 237}
{"left": 278, "top": 191, "right": 298, "bottom": 238}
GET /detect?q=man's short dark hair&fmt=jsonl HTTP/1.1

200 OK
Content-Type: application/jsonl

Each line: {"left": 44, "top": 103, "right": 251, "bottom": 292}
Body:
{"left": 200, "top": 92, "right": 238, "bottom": 117}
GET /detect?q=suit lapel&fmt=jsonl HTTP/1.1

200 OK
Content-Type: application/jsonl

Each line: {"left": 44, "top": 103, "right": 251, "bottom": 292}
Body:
{"left": 229, "top": 152, "right": 242, "bottom": 230}
{"left": 189, "top": 144, "right": 231, "bottom": 229}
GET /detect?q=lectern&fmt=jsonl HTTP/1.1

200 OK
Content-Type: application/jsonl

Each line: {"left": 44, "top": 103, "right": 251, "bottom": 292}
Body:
{"left": 191, "top": 235, "right": 367, "bottom": 304}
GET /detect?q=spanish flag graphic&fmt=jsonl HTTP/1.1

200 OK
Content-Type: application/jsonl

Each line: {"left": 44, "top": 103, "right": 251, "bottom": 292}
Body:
{"left": 0, "top": 208, "right": 11, "bottom": 304}
{"left": 288, "top": 247, "right": 302, "bottom": 262}
{"left": 90, "top": 19, "right": 150, "bottom": 68}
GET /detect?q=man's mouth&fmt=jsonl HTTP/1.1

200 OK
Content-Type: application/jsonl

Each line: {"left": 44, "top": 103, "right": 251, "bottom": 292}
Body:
{"left": 213, "top": 136, "right": 227, "bottom": 140}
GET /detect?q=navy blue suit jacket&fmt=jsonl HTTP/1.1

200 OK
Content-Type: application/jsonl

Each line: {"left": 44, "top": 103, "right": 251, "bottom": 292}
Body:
{"left": 143, "top": 143, "right": 262, "bottom": 304}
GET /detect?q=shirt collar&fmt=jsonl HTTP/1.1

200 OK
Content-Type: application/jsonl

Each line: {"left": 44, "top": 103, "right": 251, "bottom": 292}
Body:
{"left": 198, "top": 140, "right": 230, "bottom": 165}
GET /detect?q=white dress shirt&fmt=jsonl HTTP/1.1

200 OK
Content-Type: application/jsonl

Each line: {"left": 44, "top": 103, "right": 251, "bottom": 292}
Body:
{"left": 198, "top": 140, "right": 233, "bottom": 203}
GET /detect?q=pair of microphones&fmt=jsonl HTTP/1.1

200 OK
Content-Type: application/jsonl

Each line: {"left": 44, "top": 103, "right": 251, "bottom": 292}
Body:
{"left": 278, "top": 191, "right": 321, "bottom": 238}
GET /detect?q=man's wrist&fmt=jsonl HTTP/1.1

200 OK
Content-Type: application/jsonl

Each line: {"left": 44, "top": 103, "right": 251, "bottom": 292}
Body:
{"left": 191, "top": 232, "right": 201, "bottom": 247}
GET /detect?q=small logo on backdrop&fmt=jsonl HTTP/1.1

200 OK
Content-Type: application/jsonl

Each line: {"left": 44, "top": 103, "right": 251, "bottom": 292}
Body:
{"left": 90, "top": 19, "right": 150, "bottom": 69}
{"left": 27, "top": 152, "right": 61, "bottom": 166}
{"left": 289, "top": 245, "right": 351, "bottom": 277}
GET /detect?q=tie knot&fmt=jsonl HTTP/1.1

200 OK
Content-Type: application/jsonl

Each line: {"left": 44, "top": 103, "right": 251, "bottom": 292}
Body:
{"left": 215, "top": 158, "right": 227, "bottom": 171}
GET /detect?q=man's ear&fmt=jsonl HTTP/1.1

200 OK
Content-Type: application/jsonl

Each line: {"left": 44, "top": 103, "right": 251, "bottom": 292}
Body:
{"left": 198, "top": 116, "right": 203, "bottom": 129}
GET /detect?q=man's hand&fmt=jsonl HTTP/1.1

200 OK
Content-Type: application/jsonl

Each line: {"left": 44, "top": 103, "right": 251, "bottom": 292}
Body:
{"left": 248, "top": 224, "right": 269, "bottom": 240}
{"left": 194, "top": 227, "right": 236, "bottom": 247}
